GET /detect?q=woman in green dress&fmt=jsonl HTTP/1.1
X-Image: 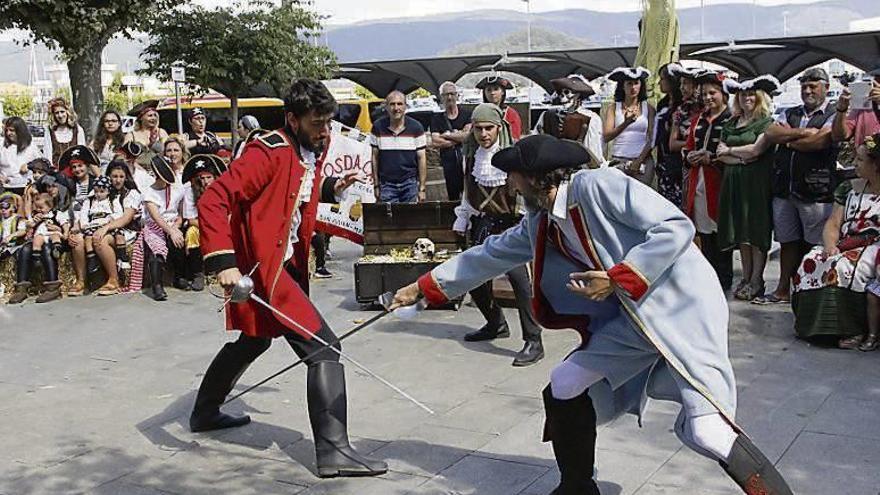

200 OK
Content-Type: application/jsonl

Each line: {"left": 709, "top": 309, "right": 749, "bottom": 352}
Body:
{"left": 715, "top": 76, "right": 782, "bottom": 300}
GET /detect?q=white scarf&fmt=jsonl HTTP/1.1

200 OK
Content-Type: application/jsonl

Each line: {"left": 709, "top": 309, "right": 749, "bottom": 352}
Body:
{"left": 471, "top": 142, "right": 507, "bottom": 187}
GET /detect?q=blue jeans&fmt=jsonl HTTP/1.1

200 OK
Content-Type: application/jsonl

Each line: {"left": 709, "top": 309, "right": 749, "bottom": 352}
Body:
{"left": 379, "top": 178, "right": 418, "bottom": 203}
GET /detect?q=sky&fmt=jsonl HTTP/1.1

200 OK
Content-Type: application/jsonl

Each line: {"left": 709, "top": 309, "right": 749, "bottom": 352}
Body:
{"left": 282, "top": 0, "right": 829, "bottom": 25}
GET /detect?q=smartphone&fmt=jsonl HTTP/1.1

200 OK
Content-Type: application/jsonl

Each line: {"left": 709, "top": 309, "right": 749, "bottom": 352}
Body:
{"left": 850, "top": 81, "right": 873, "bottom": 110}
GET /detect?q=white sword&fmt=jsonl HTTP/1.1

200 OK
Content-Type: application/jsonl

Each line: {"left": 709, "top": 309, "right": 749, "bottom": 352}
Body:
{"left": 234, "top": 275, "right": 435, "bottom": 415}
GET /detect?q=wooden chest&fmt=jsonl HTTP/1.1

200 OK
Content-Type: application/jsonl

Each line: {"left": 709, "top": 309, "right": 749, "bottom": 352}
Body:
{"left": 354, "top": 201, "right": 462, "bottom": 306}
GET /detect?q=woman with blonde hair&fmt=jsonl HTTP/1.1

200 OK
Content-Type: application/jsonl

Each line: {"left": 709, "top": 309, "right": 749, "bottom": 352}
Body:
{"left": 715, "top": 76, "right": 782, "bottom": 300}
{"left": 43, "top": 97, "right": 86, "bottom": 169}
{"left": 124, "top": 100, "right": 168, "bottom": 153}
{"left": 163, "top": 135, "right": 190, "bottom": 182}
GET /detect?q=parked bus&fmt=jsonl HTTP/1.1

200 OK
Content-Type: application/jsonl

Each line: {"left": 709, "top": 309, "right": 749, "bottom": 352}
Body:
{"left": 155, "top": 94, "right": 383, "bottom": 140}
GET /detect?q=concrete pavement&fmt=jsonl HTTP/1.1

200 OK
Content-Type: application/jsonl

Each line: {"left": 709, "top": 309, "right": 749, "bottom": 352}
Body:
{"left": 1, "top": 239, "right": 878, "bottom": 494}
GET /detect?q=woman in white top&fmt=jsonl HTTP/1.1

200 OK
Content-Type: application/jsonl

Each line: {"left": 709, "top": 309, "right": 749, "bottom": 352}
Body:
{"left": 0, "top": 117, "right": 42, "bottom": 195}
{"left": 43, "top": 98, "right": 87, "bottom": 169}
{"left": 90, "top": 110, "right": 126, "bottom": 174}
{"left": 163, "top": 136, "right": 189, "bottom": 183}
{"left": 602, "top": 67, "right": 656, "bottom": 185}
{"left": 141, "top": 155, "right": 186, "bottom": 301}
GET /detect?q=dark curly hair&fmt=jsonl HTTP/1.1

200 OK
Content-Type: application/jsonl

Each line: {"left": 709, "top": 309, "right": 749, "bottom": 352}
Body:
{"left": 93, "top": 110, "right": 125, "bottom": 154}
{"left": 3, "top": 116, "right": 32, "bottom": 152}
{"left": 283, "top": 78, "right": 337, "bottom": 118}
{"left": 614, "top": 78, "right": 649, "bottom": 103}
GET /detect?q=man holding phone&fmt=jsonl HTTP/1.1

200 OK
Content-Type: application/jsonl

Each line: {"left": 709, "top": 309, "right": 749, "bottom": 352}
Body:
{"left": 832, "top": 67, "right": 880, "bottom": 147}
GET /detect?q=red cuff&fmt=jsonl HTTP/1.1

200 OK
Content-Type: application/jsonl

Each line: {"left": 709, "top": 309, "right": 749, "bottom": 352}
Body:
{"left": 417, "top": 272, "right": 449, "bottom": 306}
{"left": 608, "top": 261, "right": 649, "bottom": 301}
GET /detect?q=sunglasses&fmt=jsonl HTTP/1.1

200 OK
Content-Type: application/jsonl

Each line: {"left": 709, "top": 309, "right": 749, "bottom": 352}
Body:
{"left": 0, "top": 203, "right": 12, "bottom": 210}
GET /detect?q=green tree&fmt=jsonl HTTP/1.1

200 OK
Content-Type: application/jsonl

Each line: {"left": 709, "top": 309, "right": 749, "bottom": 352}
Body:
{"left": 140, "top": 0, "right": 337, "bottom": 145}
{"left": 103, "top": 72, "right": 129, "bottom": 113}
{"left": 1, "top": 92, "right": 35, "bottom": 118}
{"left": 0, "top": 0, "right": 177, "bottom": 141}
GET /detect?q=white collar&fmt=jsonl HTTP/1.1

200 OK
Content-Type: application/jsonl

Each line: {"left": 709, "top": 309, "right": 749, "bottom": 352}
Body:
{"left": 472, "top": 142, "right": 506, "bottom": 187}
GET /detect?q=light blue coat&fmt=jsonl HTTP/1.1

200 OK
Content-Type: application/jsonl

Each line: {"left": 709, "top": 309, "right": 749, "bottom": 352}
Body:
{"left": 426, "top": 168, "right": 738, "bottom": 431}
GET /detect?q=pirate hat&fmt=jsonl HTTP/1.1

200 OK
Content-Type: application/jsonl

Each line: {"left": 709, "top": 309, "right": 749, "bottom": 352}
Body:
{"left": 208, "top": 154, "right": 228, "bottom": 174}
{"left": 149, "top": 155, "right": 176, "bottom": 185}
{"left": 182, "top": 155, "right": 221, "bottom": 183}
{"left": 58, "top": 145, "right": 99, "bottom": 170}
{"left": 475, "top": 75, "right": 514, "bottom": 90}
{"left": 26, "top": 157, "right": 52, "bottom": 173}
{"left": 128, "top": 99, "right": 161, "bottom": 118}
{"left": 694, "top": 70, "right": 728, "bottom": 88}
{"left": 116, "top": 141, "right": 144, "bottom": 158}
{"left": 92, "top": 175, "right": 112, "bottom": 190}
{"left": 550, "top": 74, "right": 595, "bottom": 97}
{"left": 607, "top": 66, "right": 651, "bottom": 83}
{"left": 492, "top": 134, "right": 589, "bottom": 174}
{"left": 188, "top": 107, "right": 206, "bottom": 120}
{"left": 723, "top": 75, "right": 783, "bottom": 96}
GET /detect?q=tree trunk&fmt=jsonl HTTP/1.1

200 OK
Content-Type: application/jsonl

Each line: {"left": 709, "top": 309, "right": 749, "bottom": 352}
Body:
{"left": 230, "top": 94, "right": 240, "bottom": 148}
{"left": 67, "top": 42, "right": 106, "bottom": 143}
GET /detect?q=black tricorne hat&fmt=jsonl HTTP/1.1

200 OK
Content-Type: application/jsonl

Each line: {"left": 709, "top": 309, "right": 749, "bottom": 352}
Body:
{"left": 209, "top": 154, "right": 228, "bottom": 174}
{"left": 492, "top": 134, "right": 589, "bottom": 174}
{"left": 58, "top": 145, "right": 99, "bottom": 170}
{"left": 27, "top": 157, "right": 52, "bottom": 173}
{"left": 607, "top": 66, "right": 651, "bottom": 83}
{"left": 182, "top": 154, "right": 221, "bottom": 183}
{"left": 694, "top": 70, "right": 728, "bottom": 89}
{"left": 149, "top": 155, "right": 176, "bottom": 185}
{"left": 475, "top": 75, "right": 514, "bottom": 90}
{"left": 723, "top": 75, "right": 783, "bottom": 96}
{"left": 116, "top": 141, "right": 144, "bottom": 158}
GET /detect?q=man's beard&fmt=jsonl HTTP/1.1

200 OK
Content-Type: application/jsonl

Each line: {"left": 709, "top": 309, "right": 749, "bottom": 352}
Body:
{"left": 296, "top": 127, "right": 324, "bottom": 155}
{"left": 518, "top": 181, "right": 551, "bottom": 211}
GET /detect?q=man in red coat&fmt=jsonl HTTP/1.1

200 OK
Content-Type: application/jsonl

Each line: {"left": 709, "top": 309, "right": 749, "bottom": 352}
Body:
{"left": 190, "top": 79, "right": 387, "bottom": 478}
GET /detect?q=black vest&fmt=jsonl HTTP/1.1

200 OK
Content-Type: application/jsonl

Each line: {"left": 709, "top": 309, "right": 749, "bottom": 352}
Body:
{"left": 773, "top": 104, "right": 838, "bottom": 202}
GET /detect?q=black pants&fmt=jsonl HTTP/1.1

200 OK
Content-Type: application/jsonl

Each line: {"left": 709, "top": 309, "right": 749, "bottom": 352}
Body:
{"left": 184, "top": 247, "right": 204, "bottom": 280}
{"left": 14, "top": 242, "right": 58, "bottom": 283}
{"left": 468, "top": 215, "right": 542, "bottom": 342}
{"left": 144, "top": 236, "right": 187, "bottom": 281}
{"left": 220, "top": 263, "right": 340, "bottom": 364}
{"left": 311, "top": 233, "right": 327, "bottom": 270}
{"left": 698, "top": 232, "right": 733, "bottom": 290}
{"left": 442, "top": 158, "right": 464, "bottom": 201}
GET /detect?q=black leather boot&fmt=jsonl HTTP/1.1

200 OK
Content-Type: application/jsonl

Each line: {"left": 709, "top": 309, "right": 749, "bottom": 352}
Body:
{"left": 721, "top": 435, "right": 793, "bottom": 495}
{"left": 35, "top": 244, "right": 61, "bottom": 303}
{"left": 543, "top": 385, "right": 601, "bottom": 495}
{"left": 148, "top": 253, "right": 167, "bottom": 301}
{"left": 464, "top": 321, "right": 511, "bottom": 342}
{"left": 512, "top": 339, "right": 545, "bottom": 367}
{"left": 307, "top": 361, "right": 387, "bottom": 478}
{"left": 190, "top": 339, "right": 269, "bottom": 432}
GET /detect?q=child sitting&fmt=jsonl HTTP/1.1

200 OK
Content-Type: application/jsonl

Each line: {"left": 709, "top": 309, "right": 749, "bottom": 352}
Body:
{"left": 27, "top": 193, "right": 68, "bottom": 259}
{"left": 74, "top": 175, "right": 121, "bottom": 273}
{"left": 0, "top": 192, "right": 26, "bottom": 259}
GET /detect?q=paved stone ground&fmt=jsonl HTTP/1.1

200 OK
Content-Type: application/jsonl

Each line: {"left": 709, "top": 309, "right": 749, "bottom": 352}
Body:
{"left": 1, "top": 239, "right": 879, "bottom": 495}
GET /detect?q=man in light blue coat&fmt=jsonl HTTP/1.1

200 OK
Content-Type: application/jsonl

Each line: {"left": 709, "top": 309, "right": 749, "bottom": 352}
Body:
{"left": 392, "top": 135, "right": 792, "bottom": 495}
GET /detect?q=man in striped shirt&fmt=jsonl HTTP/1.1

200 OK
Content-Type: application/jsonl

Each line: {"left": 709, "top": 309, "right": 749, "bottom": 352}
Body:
{"left": 370, "top": 91, "right": 427, "bottom": 203}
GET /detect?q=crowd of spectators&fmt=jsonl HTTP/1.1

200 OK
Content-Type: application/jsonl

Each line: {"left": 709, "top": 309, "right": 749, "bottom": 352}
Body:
{"left": 3, "top": 66, "right": 880, "bottom": 351}
{"left": 0, "top": 98, "right": 266, "bottom": 304}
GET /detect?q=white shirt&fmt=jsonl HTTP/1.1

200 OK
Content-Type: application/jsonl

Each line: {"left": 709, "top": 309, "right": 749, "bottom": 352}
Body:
{"left": 142, "top": 185, "right": 185, "bottom": 224}
{"left": 1, "top": 215, "right": 26, "bottom": 243}
{"left": 612, "top": 101, "right": 650, "bottom": 159}
{"left": 32, "top": 209, "right": 69, "bottom": 238}
{"left": 42, "top": 124, "right": 87, "bottom": 163}
{"left": 549, "top": 209, "right": 595, "bottom": 269}
{"left": 285, "top": 146, "right": 317, "bottom": 262}
{"left": 0, "top": 143, "right": 41, "bottom": 189}
{"left": 182, "top": 184, "right": 198, "bottom": 220}
{"left": 133, "top": 167, "right": 155, "bottom": 194}
{"left": 471, "top": 142, "right": 506, "bottom": 187}
{"left": 78, "top": 197, "right": 121, "bottom": 230}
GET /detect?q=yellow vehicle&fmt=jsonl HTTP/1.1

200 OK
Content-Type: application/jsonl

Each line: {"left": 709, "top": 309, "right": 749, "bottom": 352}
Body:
{"left": 156, "top": 95, "right": 383, "bottom": 139}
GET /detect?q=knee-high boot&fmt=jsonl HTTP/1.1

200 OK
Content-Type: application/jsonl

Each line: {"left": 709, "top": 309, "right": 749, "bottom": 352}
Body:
{"left": 721, "top": 435, "right": 793, "bottom": 495}
{"left": 542, "top": 385, "right": 601, "bottom": 495}
{"left": 307, "top": 361, "right": 387, "bottom": 478}
{"left": 36, "top": 243, "right": 62, "bottom": 303}
{"left": 9, "top": 244, "right": 34, "bottom": 304}
{"left": 145, "top": 245, "right": 167, "bottom": 301}
{"left": 190, "top": 338, "right": 271, "bottom": 432}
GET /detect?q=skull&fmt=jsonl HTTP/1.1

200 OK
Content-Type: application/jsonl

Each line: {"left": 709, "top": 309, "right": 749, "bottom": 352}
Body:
{"left": 412, "top": 238, "right": 435, "bottom": 260}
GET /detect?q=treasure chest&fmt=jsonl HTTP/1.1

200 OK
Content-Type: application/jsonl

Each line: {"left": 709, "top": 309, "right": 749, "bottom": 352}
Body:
{"left": 354, "top": 201, "right": 462, "bottom": 307}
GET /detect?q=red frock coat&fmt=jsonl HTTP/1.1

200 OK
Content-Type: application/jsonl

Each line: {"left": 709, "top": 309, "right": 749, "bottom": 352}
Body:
{"left": 198, "top": 129, "right": 336, "bottom": 339}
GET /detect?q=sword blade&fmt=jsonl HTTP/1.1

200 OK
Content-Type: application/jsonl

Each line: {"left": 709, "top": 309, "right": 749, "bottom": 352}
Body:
{"left": 248, "top": 293, "right": 435, "bottom": 415}
{"left": 222, "top": 309, "right": 389, "bottom": 405}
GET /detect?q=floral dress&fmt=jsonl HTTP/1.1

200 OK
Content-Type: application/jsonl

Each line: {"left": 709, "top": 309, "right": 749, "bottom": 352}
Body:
{"left": 792, "top": 180, "right": 880, "bottom": 338}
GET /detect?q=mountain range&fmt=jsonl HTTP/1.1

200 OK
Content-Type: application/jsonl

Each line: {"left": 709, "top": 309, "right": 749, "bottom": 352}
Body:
{"left": 0, "top": 0, "right": 877, "bottom": 84}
